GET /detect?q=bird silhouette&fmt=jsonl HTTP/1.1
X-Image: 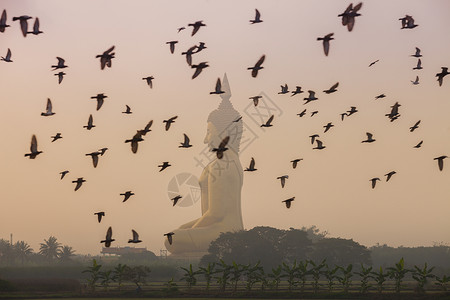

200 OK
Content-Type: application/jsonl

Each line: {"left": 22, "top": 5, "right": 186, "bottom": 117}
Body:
{"left": 85, "top": 151, "right": 101, "bottom": 168}
{"left": 317, "top": 33, "right": 334, "bottom": 56}
{"left": 128, "top": 230, "right": 142, "bottom": 243}
{"left": 434, "top": 156, "right": 448, "bottom": 171}
{"left": 60, "top": 170, "right": 69, "bottom": 180}
{"left": 121, "top": 191, "right": 135, "bottom": 202}
{"left": 12, "top": 15, "right": 32, "bottom": 37}
{"left": 96, "top": 45, "right": 115, "bottom": 70}
{"left": 212, "top": 136, "right": 230, "bottom": 159}
{"left": 91, "top": 93, "right": 107, "bottom": 111}
{"left": 24, "top": 135, "right": 42, "bottom": 159}
{"left": 244, "top": 157, "right": 257, "bottom": 172}
{"left": 411, "top": 76, "right": 420, "bottom": 85}
{"left": 278, "top": 84, "right": 289, "bottom": 94}
{"left": 313, "top": 139, "right": 326, "bottom": 150}
{"left": 191, "top": 62, "right": 209, "bottom": 79}
{"left": 248, "top": 55, "right": 265, "bottom": 78}
{"left": 181, "top": 45, "right": 196, "bottom": 66}
{"left": 250, "top": 9, "right": 263, "bottom": 24}
{"left": 158, "top": 162, "right": 172, "bottom": 172}
{"left": 310, "top": 111, "right": 319, "bottom": 117}
{"left": 188, "top": 20, "right": 206, "bottom": 36}
{"left": 51, "top": 57, "right": 67, "bottom": 70}
{"left": 413, "top": 59, "right": 423, "bottom": 70}
{"left": 375, "top": 94, "right": 386, "bottom": 100}
{"left": 98, "top": 148, "right": 108, "bottom": 156}
{"left": 139, "top": 120, "right": 153, "bottom": 136}
{"left": 171, "top": 195, "right": 182, "bottom": 206}
{"left": 179, "top": 134, "right": 192, "bottom": 148}
{"left": 297, "top": 109, "right": 307, "bottom": 118}
{"left": 164, "top": 232, "right": 174, "bottom": 245}
{"left": 385, "top": 102, "right": 401, "bottom": 121}
{"left": 51, "top": 133, "right": 62, "bottom": 142}
{"left": 94, "top": 212, "right": 105, "bottom": 223}
{"left": 409, "top": 120, "right": 421, "bottom": 132}
{"left": 54, "top": 72, "right": 65, "bottom": 84}
{"left": 385, "top": 171, "right": 397, "bottom": 182}
{"left": 310, "top": 134, "right": 319, "bottom": 144}
{"left": 72, "top": 178, "right": 86, "bottom": 191}
{"left": 142, "top": 76, "right": 154, "bottom": 88}
{"left": 323, "top": 82, "right": 339, "bottom": 94}
{"left": 166, "top": 41, "right": 178, "bottom": 54}
{"left": 41, "top": 98, "right": 55, "bottom": 116}
{"left": 282, "top": 197, "right": 295, "bottom": 209}
{"left": 370, "top": 177, "right": 380, "bottom": 189}
{"left": 27, "top": 17, "right": 43, "bottom": 35}
{"left": 347, "top": 106, "right": 358, "bottom": 116}
{"left": 163, "top": 116, "right": 178, "bottom": 131}
{"left": 414, "top": 141, "right": 423, "bottom": 148}
{"left": 369, "top": 60, "right": 379, "bottom": 67}
{"left": 340, "top": 113, "right": 348, "bottom": 121}
{"left": 83, "top": 114, "right": 95, "bottom": 130}
{"left": 249, "top": 96, "right": 262, "bottom": 106}
{"left": 291, "top": 86, "right": 304, "bottom": 96}
{"left": 194, "top": 42, "right": 207, "bottom": 53}
{"left": 125, "top": 131, "right": 144, "bottom": 154}
{"left": 0, "top": 10, "right": 10, "bottom": 33}
{"left": 210, "top": 78, "right": 225, "bottom": 94}
{"left": 400, "top": 15, "right": 418, "bottom": 29}
{"left": 233, "top": 116, "right": 242, "bottom": 123}
{"left": 303, "top": 90, "right": 318, "bottom": 104}
{"left": 436, "top": 67, "right": 449, "bottom": 86}
{"left": 277, "top": 175, "right": 289, "bottom": 188}
{"left": 100, "top": 227, "right": 115, "bottom": 248}
{"left": 338, "top": 2, "right": 362, "bottom": 32}
{"left": 122, "top": 105, "right": 132, "bottom": 114}
{"left": 362, "top": 132, "right": 376, "bottom": 143}
{"left": 177, "top": 27, "right": 185, "bottom": 33}
{"left": 261, "top": 115, "right": 274, "bottom": 127}
{"left": 291, "top": 159, "right": 303, "bottom": 169}
{"left": 323, "top": 122, "right": 334, "bottom": 133}
{"left": 411, "top": 47, "right": 422, "bottom": 57}
{"left": 0, "top": 48, "right": 12, "bottom": 62}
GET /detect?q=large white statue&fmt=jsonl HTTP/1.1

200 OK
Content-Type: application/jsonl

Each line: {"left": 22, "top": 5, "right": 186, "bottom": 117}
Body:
{"left": 165, "top": 74, "right": 244, "bottom": 256}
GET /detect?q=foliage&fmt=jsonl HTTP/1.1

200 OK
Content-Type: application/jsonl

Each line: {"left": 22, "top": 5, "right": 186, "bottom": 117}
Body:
{"left": 81, "top": 259, "right": 102, "bottom": 291}
{"left": 281, "top": 260, "right": 298, "bottom": 291}
{"left": 387, "top": 257, "right": 411, "bottom": 293}
{"left": 180, "top": 263, "right": 200, "bottom": 289}
{"left": 58, "top": 245, "right": 75, "bottom": 262}
{"left": 112, "top": 263, "right": 127, "bottom": 290}
{"left": 412, "top": 263, "right": 435, "bottom": 293}
{"left": 309, "top": 259, "right": 326, "bottom": 293}
{"left": 296, "top": 260, "right": 309, "bottom": 293}
{"left": 323, "top": 264, "right": 340, "bottom": 292}
{"left": 243, "top": 261, "right": 264, "bottom": 291}
{"left": 215, "top": 259, "right": 232, "bottom": 291}
{"left": 434, "top": 275, "right": 450, "bottom": 291}
{"left": 39, "top": 236, "right": 61, "bottom": 261}
{"left": 267, "top": 265, "right": 282, "bottom": 290}
{"left": 124, "top": 265, "right": 151, "bottom": 288}
{"left": 14, "top": 241, "right": 33, "bottom": 265}
{"left": 370, "top": 266, "right": 389, "bottom": 294}
{"left": 198, "top": 262, "right": 216, "bottom": 290}
{"left": 355, "top": 264, "right": 373, "bottom": 294}
{"left": 163, "top": 277, "right": 178, "bottom": 293}
{"left": 99, "top": 269, "right": 113, "bottom": 291}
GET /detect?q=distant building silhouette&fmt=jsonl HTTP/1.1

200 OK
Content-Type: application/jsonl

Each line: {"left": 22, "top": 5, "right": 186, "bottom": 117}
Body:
{"left": 101, "top": 246, "right": 149, "bottom": 255}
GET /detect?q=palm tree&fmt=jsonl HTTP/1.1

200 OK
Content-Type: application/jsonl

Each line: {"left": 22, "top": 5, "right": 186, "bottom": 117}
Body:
{"left": 39, "top": 236, "right": 61, "bottom": 261}
{"left": 14, "top": 241, "right": 33, "bottom": 265}
{"left": 0, "top": 239, "right": 14, "bottom": 265}
{"left": 58, "top": 245, "right": 75, "bottom": 262}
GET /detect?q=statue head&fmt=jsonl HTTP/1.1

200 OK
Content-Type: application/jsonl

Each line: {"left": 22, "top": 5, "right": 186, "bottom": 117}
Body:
{"left": 205, "top": 74, "right": 242, "bottom": 154}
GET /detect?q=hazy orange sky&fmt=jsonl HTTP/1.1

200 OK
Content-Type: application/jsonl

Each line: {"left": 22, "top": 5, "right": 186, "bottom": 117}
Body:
{"left": 1, "top": 0, "right": 450, "bottom": 255}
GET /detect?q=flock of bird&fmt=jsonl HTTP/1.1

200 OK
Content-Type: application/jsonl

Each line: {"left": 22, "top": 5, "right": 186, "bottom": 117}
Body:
{"left": 3, "top": 3, "right": 449, "bottom": 249}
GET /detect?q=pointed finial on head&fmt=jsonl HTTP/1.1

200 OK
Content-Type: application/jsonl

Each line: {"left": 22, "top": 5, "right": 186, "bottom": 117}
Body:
{"left": 220, "top": 73, "right": 232, "bottom": 101}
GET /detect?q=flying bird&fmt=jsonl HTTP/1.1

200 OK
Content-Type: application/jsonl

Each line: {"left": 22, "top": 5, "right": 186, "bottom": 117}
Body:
{"left": 158, "top": 162, "right": 172, "bottom": 172}
{"left": 414, "top": 141, "right": 423, "bottom": 148}
{"left": 139, "top": 120, "right": 153, "bottom": 136}
{"left": 177, "top": 27, "right": 185, "bottom": 33}
{"left": 244, "top": 157, "right": 257, "bottom": 172}
{"left": 338, "top": 3, "right": 363, "bottom": 32}
{"left": 210, "top": 78, "right": 225, "bottom": 94}
{"left": 51, "top": 57, "right": 67, "bottom": 70}
{"left": 340, "top": 113, "right": 348, "bottom": 121}
{"left": 413, "top": 59, "right": 423, "bottom": 70}
{"left": 409, "top": 120, "right": 421, "bottom": 132}
{"left": 51, "top": 133, "right": 62, "bottom": 142}
{"left": 122, "top": 105, "right": 132, "bottom": 114}
{"left": 0, "top": 48, "right": 12, "bottom": 62}
{"left": 181, "top": 45, "right": 197, "bottom": 66}
{"left": 233, "top": 116, "right": 242, "bottom": 123}
{"left": 91, "top": 93, "right": 107, "bottom": 111}
{"left": 85, "top": 151, "right": 101, "bottom": 168}
{"left": 317, "top": 33, "right": 334, "bottom": 56}
{"left": 411, "top": 76, "right": 420, "bottom": 85}
{"left": 277, "top": 175, "right": 289, "bottom": 188}
{"left": 171, "top": 195, "right": 182, "bottom": 206}
{"left": 164, "top": 232, "right": 174, "bottom": 245}
{"left": 310, "top": 134, "right": 319, "bottom": 144}
{"left": 100, "top": 227, "right": 115, "bottom": 248}
{"left": 179, "top": 134, "right": 192, "bottom": 148}
{"left": 310, "top": 111, "right": 319, "bottom": 117}
{"left": 27, "top": 17, "right": 43, "bottom": 35}
{"left": 323, "top": 82, "right": 339, "bottom": 94}
{"left": 370, "top": 177, "right": 380, "bottom": 189}
{"left": 347, "top": 106, "right": 358, "bottom": 116}
{"left": 163, "top": 116, "right": 178, "bottom": 131}
{"left": 128, "top": 230, "right": 142, "bottom": 243}
{"left": 304, "top": 91, "right": 318, "bottom": 104}
{"left": 411, "top": 47, "right": 422, "bottom": 58}
{"left": 434, "top": 156, "right": 448, "bottom": 171}
{"left": 83, "top": 114, "right": 95, "bottom": 130}
{"left": 386, "top": 102, "right": 401, "bottom": 121}
{"left": 248, "top": 55, "right": 265, "bottom": 78}
{"left": 12, "top": 15, "right": 32, "bottom": 37}
{"left": 142, "top": 76, "right": 154, "bottom": 88}
{"left": 98, "top": 148, "right": 108, "bottom": 156}
{"left": 385, "top": 171, "right": 397, "bottom": 182}
{"left": 291, "top": 86, "right": 304, "bottom": 96}
{"left": 375, "top": 94, "right": 386, "bottom": 100}
{"left": 125, "top": 131, "right": 144, "bottom": 154}
{"left": 260, "top": 115, "right": 274, "bottom": 127}
{"left": 282, "top": 197, "right": 295, "bottom": 209}
{"left": 96, "top": 45, "right": 115, "bottom": 70}
{"left": 297, "top": 109, "right": 307, "bottom": 118}
{"left": 250, "top": 9, "right": 263, "bottom": 24}
{"left": 212, "top": 136, "right": 230, "bottom": 159}
{"left": 41, "top": 98, "right": 55, "bottom": 116}
{"left": 362, "top": 132, "right": 376, "bottom": 143}
{"left": 369, "top": 60, "right": 379, "bottom": 67}
{"left": 94, "top": 212, "right": 105, "bottom": 223}
{"left": 400, "top": 15, "right": 418, "bottom": 29}
{"left": 72, "top": 177, "right": 86, "bottom": 191}
{"left": 24, "top": 134, "right": 42, "bottom": 159}
{"left": 313, "top": 139, "right": 325, "bottom": 150}
{"left": 54, "top": 72, "right": 65, "bottom": 84}
{"left": 121, "top": 191, "right": 135, "bottom": 202}
{"left": 166, "top": 41, "right": 178, "bottom": 54}
{"left": 436, "top": 67, "right": 449, "bottom": 86}
{"left": 191, "top": 62, "right": 209, "bottom": 79}
{"left": 291, "top": 159, "right": 303, "bottom": 169}
{"left": 0, "top": 10, "right": 10, "bottom": 33}
{"left": 194, "top": 42, "right": 207, "bottom": 53}
{"left": 323, "top": 122, "right": 334, "bottom": 133}
{"left": 60, "top": 170, "right": 69, "bottom": 180}
{"left": 249, "top": 95, "right": 262, "bottom": 106}
{"left": 278, "top": 84, "right": 289, "bottom": 94}
{"left": 188, "top": 20, "right": 206, "bottom": 36}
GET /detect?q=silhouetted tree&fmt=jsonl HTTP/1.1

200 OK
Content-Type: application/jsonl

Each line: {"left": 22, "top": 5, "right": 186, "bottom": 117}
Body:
{"left": 0, "top": 239, "right": 14, "bottom": 265}
{"left": 58, "top": 245, "right": 75, "bottom": 262}
{"left": 14, "top": 241, "right": 33, "bottom": 265}
{"left": 310, "top": 237, "right": 372, "bottom": 266}
{"left": 39, "top": 236, "right": 61, "bottom": 261}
